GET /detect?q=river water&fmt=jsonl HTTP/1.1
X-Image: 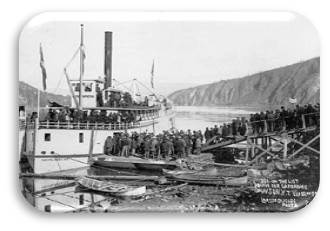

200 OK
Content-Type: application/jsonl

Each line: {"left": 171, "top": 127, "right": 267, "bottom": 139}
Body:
{"left": 173, "top": 106, "right": 257, "bottom": 131}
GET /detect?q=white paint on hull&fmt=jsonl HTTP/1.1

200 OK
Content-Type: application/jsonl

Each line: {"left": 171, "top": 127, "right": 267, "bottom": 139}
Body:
{"left": 26, "top": 111, "right": 175, "bottom": 174}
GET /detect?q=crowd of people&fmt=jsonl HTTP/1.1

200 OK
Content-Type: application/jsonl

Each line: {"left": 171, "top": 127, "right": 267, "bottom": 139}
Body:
{"left": 99, "top": 91, "right": 152, "bottom": 108}
{"left": 104, "top": 130, "right": 204, "bottom": 160}
{"left": 42, "top": 108, "right": 139, "bottom": 124}
{"left": 32, "top": 102, "right": 320, "bottom": 160}
{"left": 35, "top": 90, "right": 163, "bottom": 126}
{"left": 249, "top": 103, "right": 320, "bottom": 134}
{"left": 204, "top": 103, "right": 320, "bottom": 142}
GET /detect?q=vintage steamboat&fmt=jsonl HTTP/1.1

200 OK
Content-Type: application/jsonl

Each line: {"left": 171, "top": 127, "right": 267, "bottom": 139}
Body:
{"left": 19, "top": 25, "right": 175, "bottom": 193}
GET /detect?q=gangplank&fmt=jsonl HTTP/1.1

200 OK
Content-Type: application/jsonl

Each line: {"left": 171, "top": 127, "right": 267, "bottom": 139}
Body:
{"left": 201, "top": 112, "right": 320, "bottom": 163}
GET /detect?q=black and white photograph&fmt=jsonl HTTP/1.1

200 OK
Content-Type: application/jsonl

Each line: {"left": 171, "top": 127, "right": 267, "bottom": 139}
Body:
{"left": 18, "top": 12, "right": 320, "bottom": 213}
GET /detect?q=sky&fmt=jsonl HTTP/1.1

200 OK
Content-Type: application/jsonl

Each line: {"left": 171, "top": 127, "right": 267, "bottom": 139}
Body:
{"left": 19, "top": 12, "right": 320, "bottom": 95}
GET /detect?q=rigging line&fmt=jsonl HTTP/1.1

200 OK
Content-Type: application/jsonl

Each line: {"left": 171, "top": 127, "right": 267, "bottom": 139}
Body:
{"left": 68, "top": 157, "right": 89, "bottom": 166}
{"left": 45, "top": 48, "right": 80, "bottom": 95}
{"left": 112, "top": 79, "right": 132, "bottom": 93}
{"left": 52, "top": 76, "right": 64, "bottom": 94}
{"left": 64, "top": 47, "right": 80, "bottom": 70}
{"left": 135, "top": 79, "right": 158, "bottom": 98}
{"left": 61, "top": 193, "right": 92, "bottom": 203}
{"left": 42, "top": 196, "right": 78, "bottom": 210}
{"left": 36, "top": 192, "right": 92, "bottom": 205}
{"left": 113, "top": 79, "right": 135, "bottom": 87}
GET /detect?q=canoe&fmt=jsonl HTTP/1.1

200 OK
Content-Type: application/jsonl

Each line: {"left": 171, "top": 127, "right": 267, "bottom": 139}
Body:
{"left": 92, "top": 155, "right": 178, "bottom": 171}
{"left": 163, "top": 169, "right": 248, "bottom": 186}
{"left": 76, "top": 176, "right": 146, "bottom": 197}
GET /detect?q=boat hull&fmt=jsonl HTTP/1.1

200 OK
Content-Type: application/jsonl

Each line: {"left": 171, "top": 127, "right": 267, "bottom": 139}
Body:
{"left": 92, "top": 156, "right": 178, "bottom": 171}
{"left": 24, "top": 108, "right": 175, "bottom": 175}
{"left": 76, "top": 177, "right": 147, "bottom": 197}
{"left": 134, "top": 163, "right": 177, "bottom": 171}
{"left": 163, "top": 169, "right": 248, "bottom": 186}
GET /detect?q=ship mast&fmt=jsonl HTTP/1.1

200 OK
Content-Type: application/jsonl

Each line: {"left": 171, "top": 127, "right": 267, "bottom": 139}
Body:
{"left": 79, "top": 24, "right": 84, "bottom": 109}
{"left": 104, "top": 31, "right": 113, "bottom": 89}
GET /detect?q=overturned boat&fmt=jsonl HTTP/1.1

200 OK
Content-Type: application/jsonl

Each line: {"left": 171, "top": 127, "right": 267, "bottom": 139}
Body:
{"left": 76, "top": 176, "right": 146, "bottom": 197}
{"left": 92, "top": 155, "right": 178, "bottom": 171}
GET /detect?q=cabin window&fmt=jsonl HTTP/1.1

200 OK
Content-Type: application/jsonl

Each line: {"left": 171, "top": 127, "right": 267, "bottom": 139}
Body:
{"left": 74, "top": 84, "right": 80, "bottom": 92}
{"left": 79, "top": 133, "right": 84, "bottom": 143}
{"left": 44, "top": 133, "right": 51, "bottom": 141}
{"left": 19, "top": 106, "right": 25, "bottom": 118}
{"left": 84, "top": 83, "right": 93, "bottom": 92}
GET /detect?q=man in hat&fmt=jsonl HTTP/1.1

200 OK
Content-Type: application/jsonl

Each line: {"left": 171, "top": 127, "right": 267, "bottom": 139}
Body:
{"left": 194, "top": 135, "right": 202, "bottom": 155}
{"left": 104, "top": 136, "right": 114, "bottom": 155}
{"left": 120, "top": 133, "right": 130, "bottom": 157}
{"left": 204, "top": 127, "right": 211, "bottom": 142}
{"left": 150, "top": 136, "right": 159, "bottom": 159}
{"left": 177, "top": 136, "right": 186, "bottom": 158}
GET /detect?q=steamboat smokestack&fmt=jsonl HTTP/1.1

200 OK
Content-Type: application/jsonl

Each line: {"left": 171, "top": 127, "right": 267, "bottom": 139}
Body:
{"left": 104, "top": 31, "right": 112, "bottom": 89}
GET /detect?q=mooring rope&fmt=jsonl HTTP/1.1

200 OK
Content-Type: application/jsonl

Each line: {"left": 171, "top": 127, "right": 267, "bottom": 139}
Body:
{"left": 42, "top": 196, "right": 78, "bottom": 210}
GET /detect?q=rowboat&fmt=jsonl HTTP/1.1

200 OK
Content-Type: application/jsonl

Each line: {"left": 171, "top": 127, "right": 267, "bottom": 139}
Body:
{"left": 92, "top": 155, "right": 178, "bottom": 171}
{"left": 163, "top": 169, "right": 248, "bottom": 186}
{"left": 76, "top": 176, "right": 146, "bottom": 197}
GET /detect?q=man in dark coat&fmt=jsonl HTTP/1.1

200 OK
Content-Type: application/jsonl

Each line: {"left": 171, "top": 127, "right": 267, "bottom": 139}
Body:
{"left": 204, "top": 127, "right": 211, "bottom": 142}
{"left": 104, "top": 136, "right": 114, "bottom": 155}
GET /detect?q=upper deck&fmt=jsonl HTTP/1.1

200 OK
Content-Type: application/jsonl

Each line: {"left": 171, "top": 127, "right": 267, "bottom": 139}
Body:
{"left": 25, "top": 104, "right": 167, "bottom": 131}
{"left": 68, "top": 78, "right": 168, "bottom": 110}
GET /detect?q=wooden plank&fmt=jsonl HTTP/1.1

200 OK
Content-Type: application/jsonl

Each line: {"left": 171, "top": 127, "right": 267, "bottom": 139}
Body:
{"left": 204, "top": 136, "right": 218, "bottom": 146}
{"left": 19, "top": 173, "right": 160, "bottom": 181}
{"left": 288, "top": 135, "right": 320, "bottom": 159}
{"left": 201, "top": 136, "right": 246, "bottom": 152}
{"left": 287, "top": 137, "right": 320, "bottom": 155}
{"left": 248, "top": 139, "right": 284, "bottom": 165}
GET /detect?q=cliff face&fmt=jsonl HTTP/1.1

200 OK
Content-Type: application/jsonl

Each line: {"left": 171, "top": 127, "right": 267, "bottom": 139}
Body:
{"left": 19, "top": 81, "right": 71, "bottom": 113}
{"left": 168, "top": 57, "right": 320, "bottom": 108}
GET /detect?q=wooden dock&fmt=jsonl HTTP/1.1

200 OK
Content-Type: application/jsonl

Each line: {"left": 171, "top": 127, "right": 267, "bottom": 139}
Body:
{"left": 201, "top": 113, "right": 320, "bottom": 164}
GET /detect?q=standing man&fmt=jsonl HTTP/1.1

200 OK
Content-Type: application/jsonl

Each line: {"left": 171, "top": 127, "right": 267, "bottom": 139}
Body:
{"left": 104, "top": 135, "right": 114, "bottom": 155}
{"left": 195, "top": 135, "right": 202, "bottom": 155}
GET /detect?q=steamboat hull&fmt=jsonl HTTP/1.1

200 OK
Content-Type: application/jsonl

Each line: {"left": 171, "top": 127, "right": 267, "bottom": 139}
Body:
{"left": 24, "top": 110, "right": 175, "bottom": 175}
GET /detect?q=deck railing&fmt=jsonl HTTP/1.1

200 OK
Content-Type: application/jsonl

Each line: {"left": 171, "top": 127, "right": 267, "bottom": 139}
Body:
{"left": 203, "top": 112, "right": 320, "bottom": 149}
{"left": 247, "top": 112, "right": 319, "bottom": 135}
{"left": 205, "top": 112, "right": 319, "bottom": 141}
{"left": 24, "top": 117, "right": 158, "bottom": 131}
